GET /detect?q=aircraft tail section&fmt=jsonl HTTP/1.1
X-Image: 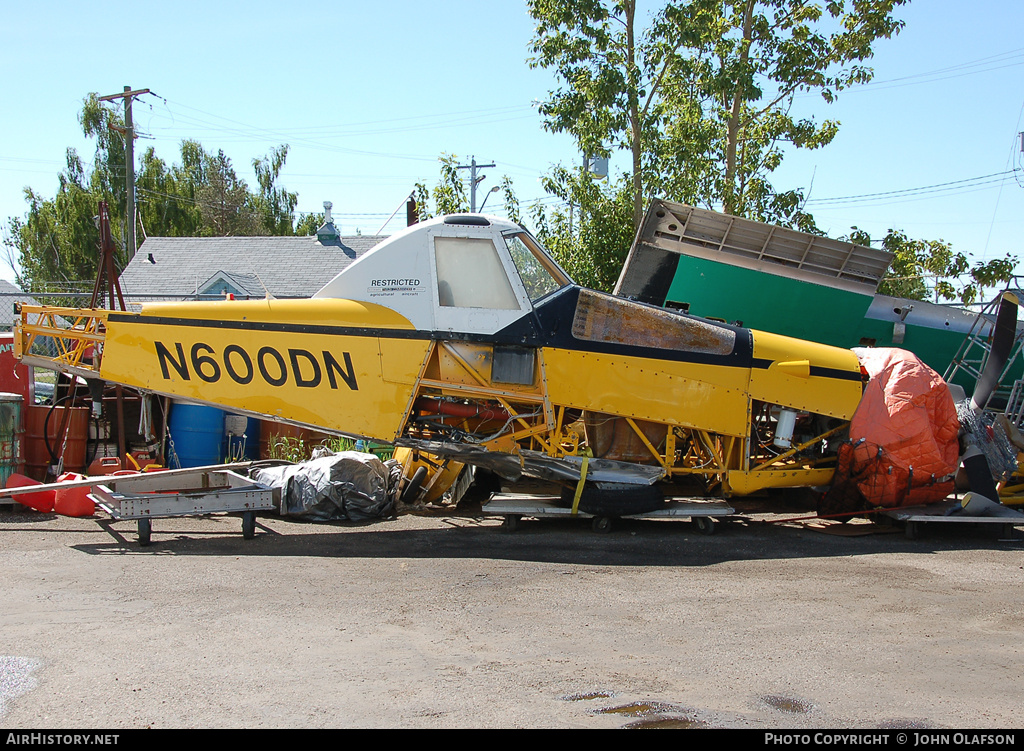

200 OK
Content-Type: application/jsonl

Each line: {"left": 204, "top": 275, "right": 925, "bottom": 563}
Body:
{"left": 15, "top": 299, "right": 428, "bottom": 441}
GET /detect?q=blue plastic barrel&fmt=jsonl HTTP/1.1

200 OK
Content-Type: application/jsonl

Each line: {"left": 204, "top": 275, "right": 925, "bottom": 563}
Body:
{"left": 168, "top": 403, "right": 225, "bottom": 468}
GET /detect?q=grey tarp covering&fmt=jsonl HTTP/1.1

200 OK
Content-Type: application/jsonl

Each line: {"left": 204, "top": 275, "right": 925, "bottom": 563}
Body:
{"left": 395, "top": 438, "right": 664, "bottom": 485}
{"left": 253, "top": 452, "right": 398, "bottom": 521}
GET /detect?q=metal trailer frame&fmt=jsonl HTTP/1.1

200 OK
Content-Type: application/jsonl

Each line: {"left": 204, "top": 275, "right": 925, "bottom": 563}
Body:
{"left": 482, "top": 493, "right": 735, "bottom": 534}
{"left": 880, "top": 499, "right": 1024, "bottom": 540}
{"left": 84, "top": 466, "right": 277, "bottom": 546}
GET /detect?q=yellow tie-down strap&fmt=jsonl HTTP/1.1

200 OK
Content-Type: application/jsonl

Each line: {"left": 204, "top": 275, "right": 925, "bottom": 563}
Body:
{"left": 570, "top": 456, "right": 589, "bottom": 515}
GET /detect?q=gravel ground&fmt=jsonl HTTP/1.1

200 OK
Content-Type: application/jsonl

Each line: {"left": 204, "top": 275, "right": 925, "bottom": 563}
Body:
{"left": 0, "top": 502, "right": 1021, "bottom": 729}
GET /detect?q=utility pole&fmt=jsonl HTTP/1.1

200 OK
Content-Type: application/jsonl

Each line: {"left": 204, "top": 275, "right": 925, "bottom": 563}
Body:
{"left": 457, "top": 156, "right": 495, "bottom": 212}
{"left": 98, "top": 86, "right": 151, "bottom": 258}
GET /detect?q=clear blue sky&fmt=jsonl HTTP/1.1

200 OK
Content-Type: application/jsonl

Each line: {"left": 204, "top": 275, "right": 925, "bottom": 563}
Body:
{"left": 2, "top": 0, "right": 1023, "bottom": 289}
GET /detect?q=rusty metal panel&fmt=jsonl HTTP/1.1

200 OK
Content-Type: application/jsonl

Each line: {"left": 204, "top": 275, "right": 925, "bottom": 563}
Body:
{"left": 572, "top": 289, "right": 735, "bottom": 356}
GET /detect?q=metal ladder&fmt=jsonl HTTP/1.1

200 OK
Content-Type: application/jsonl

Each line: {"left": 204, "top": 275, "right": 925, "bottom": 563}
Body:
{"left": 943, "top": 289, "right": 1024, "bottom": 409}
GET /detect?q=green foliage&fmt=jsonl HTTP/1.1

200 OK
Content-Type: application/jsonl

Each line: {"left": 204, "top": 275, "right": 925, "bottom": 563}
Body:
{"left": 4, "top": 95, "right": 302, "bottom": 292}
{"left": 195, "top": 150, "right": 260, "bottom": 237}
{"left": 848, "top": 227, "right": 1018, "bottom": 307}
{"left": 413, "top": 155, "right": 521, "bottom": 222}
{"left": 529, "top": 0, "right": 907, "bottom": 233}
{"left": 532, "top": 167, "right": 636, "bottom": 292}
{"left": 684, "top": 0, "right": 906, "bottom": 221}
{"left": 501, "top": 176, "right": 522, "bottom": 225}
{"left": 253, "top": 145, "right": 299, "bottom": 235}
{"left": 295, "top": 211, "right": 325, "bottom": 236}
{"left": 264, "top": 434, "right": 356, "bottom": 463}
{"left": 4, "top": 150, "right": 108, "bottom": 291}
{"left": 3, "top": 95, "right": 134, "bottom": 290}
{"left": 136, "top": 144, "right": 203, "bottom": 238}
{"left": 412, "top": 154, "right": 469, "bottom": 220}
{"left": 529, "top": 0, "right": 672, "bottom": 227}
{"left": 434, "top": 154, "right": 470, "bottom": 216}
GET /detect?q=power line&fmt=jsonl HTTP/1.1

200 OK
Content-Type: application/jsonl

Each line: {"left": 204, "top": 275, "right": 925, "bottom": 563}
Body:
{"left": 792, "top": 46, "right": 1024, "bottom": 100}
{"left": 804, "top": 170, "right": 1020, "bottom": 207}
{"left": 150, "top": 98, "right": 539, "bottom": 164}
{"left": 866, "top": 47, "right": 1024, "bottom": 87}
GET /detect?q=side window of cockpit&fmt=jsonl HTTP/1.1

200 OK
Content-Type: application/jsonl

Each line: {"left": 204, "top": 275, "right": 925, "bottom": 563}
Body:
{"left": 505, "top": 235, "right": 563, "bottom": 303}
{"left": 433, "top": 237, "right": 520, "bottom": 310}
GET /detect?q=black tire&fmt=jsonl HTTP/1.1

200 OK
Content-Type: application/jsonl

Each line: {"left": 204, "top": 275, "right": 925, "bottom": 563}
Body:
{"left": 502, "top": 514, "right": 521, "bottom": 532}
{"left": 242, "top": 511, "right": 256, "bottom": 539}
{"left": 592, "top": 516, "right": 612, "bottom": 533}
{"left": 138, "top": 517, "right": 152, "bottom": 547}
{"left": 401, "top": 466, "right": 429, "bottom": 503}
{"left": 560, "top": 483, "right": 663, "bottom": 517}
{"left": 905, "top": 521, "right": 919, "bottom": 540}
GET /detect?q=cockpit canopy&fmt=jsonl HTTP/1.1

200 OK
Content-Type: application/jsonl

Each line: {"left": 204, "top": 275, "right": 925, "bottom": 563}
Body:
{"left": 314, "top": 214, "right": 571, "bottom": 333}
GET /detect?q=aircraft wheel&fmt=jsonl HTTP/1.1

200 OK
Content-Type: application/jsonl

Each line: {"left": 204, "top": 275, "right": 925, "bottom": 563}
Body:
{"left": 694, "top": 516, "right": 716, "bottom": 535}
{"left": 905, "top": 521, "right": 919, "bottom": 540}
{"left": 242, "top": 511, "right": 256, "bottom": 539}
{"left": 401, "top": 466, "right": 428, "bottom": 503}
{"left": 137, "top": 517, "right": 151, "bottom": 547}
{"left": 592, "top": 516, "right": 612, "bottom": 534}
{"left": 502, "top": 514, "right": 521, "bottom": 532}
{"left": 560, "top": 483, "right": 663, "bottom": 516}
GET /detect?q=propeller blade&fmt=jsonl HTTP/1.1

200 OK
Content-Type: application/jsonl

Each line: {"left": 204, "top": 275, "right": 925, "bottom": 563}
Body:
{"left": 961, "top": 448, "right": 1000, "bottom": 503}
{"left": 971, "top": 291, "right": 1019, "bottom": 410}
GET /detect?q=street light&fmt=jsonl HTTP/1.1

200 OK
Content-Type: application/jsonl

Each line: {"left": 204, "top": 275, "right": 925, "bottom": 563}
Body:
{"left": 478, "top": 185, "right": 501, "bottom": 213}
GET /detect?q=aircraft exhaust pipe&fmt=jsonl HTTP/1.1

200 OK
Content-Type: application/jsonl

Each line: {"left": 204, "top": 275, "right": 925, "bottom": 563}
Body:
{"left": 414, "top": 397, "right": 511, "bottom": 422}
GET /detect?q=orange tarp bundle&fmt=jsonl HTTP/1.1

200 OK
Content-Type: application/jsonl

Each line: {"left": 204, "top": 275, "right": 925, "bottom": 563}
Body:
{"left": 847, "top": 348, "right": 960, "bottom": 507}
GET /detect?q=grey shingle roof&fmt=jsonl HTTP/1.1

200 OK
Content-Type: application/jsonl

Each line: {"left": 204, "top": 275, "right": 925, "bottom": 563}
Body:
{"left": 119, "top": 235, "right": 385, "bottom": 299}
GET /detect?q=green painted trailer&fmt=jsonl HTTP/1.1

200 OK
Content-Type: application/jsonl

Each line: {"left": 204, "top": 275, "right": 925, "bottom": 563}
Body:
{"left": 615, "top": 199, "right": 1021, "bottom": 394}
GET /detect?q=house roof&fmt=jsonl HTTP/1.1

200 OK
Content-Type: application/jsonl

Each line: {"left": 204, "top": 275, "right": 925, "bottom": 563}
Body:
{"left": 0, "top": 280, "right": 41, "bottom": 329}
{"left": 119, "top": 234, "right": 386, "bottom": 300}
{"left": 199, "top": 270, "right": 267, "bottom": 297}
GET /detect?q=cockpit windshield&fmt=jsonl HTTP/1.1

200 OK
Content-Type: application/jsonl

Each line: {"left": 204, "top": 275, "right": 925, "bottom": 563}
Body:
{"left": 503, "top": 231, "right": 571, "bottom": 303}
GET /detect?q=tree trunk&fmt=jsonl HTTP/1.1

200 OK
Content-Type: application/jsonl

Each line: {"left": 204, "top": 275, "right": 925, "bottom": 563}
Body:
{"left": 724, "top": 0, "right": 754, "bottom": 215}
{"left": 625, "top": 0, "right": 644, "bottom": 230}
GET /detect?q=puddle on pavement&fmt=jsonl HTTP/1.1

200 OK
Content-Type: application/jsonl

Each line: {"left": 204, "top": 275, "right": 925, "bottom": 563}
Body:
{"left": 596, "top": 701, "right": 674, "bottom": 716}
{"left": 595, "top": 702, "right": 704, "bottom": 728}
{"left": 762, "top": 694, "right": 813, "bottom": 713}
{"left": 622, "top": 716, "right": 704, "bottom": 729}
{"left": 562, "top": 691, "right": 613, "bottom": 702}
{"left": 584, "top": 698, "right": 704, "bottom": 728}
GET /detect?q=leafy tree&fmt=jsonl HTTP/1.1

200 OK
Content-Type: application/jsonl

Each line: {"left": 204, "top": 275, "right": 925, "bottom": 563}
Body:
{"left": 135, "top": 141, "right": 204, "bottom": 239}
{"left": 3, "top": 94, "right": 137, "bottom": 290}
{"left": 673, "top": 0, "right": 906, "bottom": 224}
{"left": 252, "top": 145, "right": 298, "bottom": 235}
{"left": 415, "top": 154, "right": 470, "bottom": 218}
{"left": 847, "top": 227, "right": 1017, "bottom": 306}
{"left": 3, "top": 150, "right": 104, "bottom": 291}
{"left": 500, "top": 176, "right": 522, "bottom": 225}
{"left": 5, "top": 94, "right": 303, "bottom": 291}
{"left": 195, "top": 150, "right": 259, "bottom": 237}
{"left": 532, "top": 167, "right": 635, "bottom": 291}
{"left": 529, "top": 0, "right": 680, "bottom": 228}
{"left": 528, "top": 0, "right": 907, "bottom": 234}
{"left": 295, "top": 211, "right": 325, "bottom": 236}
{"left": 79, "top": 93, "right": 128, "bottom": 231}
{"left": 413, "top": 154, "right": 521, "bottom": 222}
{"left": 412, "top": 155, "right": 466, "bottom": 221}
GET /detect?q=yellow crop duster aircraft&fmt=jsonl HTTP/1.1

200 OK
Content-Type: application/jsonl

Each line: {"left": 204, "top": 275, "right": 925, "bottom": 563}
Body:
{"left": 15, "top": 214, "right": 869, "bottom": 507}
